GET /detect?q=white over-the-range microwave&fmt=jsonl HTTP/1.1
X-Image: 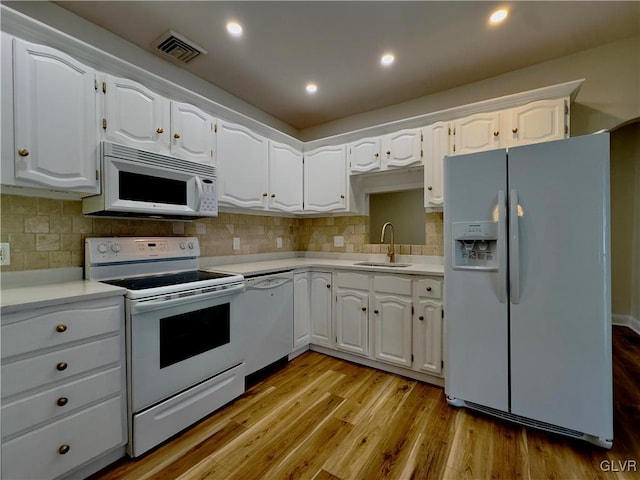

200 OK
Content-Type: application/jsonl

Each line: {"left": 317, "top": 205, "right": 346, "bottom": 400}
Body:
{"left": 83, "top": 142, "right": 217, "bottom": 220}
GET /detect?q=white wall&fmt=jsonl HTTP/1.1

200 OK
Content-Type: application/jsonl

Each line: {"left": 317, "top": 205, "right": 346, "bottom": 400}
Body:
{"left": 300, "top": 36, "right": 640, "bottom": 141}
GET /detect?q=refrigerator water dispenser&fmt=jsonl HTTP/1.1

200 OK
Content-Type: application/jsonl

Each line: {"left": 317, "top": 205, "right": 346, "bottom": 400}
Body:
{"left": 452, "top": 221, "right": 498, "bottom": 270}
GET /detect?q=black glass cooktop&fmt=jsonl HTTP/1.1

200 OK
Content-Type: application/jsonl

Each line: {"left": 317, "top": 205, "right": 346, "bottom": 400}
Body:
{"left": 102, "top": 270, "right": 235, "bottom": 290}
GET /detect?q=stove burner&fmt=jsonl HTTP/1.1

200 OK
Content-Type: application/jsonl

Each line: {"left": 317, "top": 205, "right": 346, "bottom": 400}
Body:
{"left": 101, "top": 270, "right": 235, "bottom": 290}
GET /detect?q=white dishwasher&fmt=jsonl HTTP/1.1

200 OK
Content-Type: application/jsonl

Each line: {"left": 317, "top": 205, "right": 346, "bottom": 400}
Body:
{"left": 235, "top": 270, "right": 294, "bottom": 375}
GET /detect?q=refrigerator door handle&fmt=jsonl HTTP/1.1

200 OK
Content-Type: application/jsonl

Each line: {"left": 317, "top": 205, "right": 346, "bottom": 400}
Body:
{"left": 497, "top": 189, "right": 508, "bottom": 303}
{"left": 510, "top": 189, "right": 521, "bottom": 304}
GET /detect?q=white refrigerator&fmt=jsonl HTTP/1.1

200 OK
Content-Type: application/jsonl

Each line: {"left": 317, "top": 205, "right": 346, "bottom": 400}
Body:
{"left": 443, "top": 133, "right": 613, "bottom": 448}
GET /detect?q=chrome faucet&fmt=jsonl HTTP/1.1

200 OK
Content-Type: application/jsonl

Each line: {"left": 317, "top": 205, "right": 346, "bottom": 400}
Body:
{"left": 380, "top": 222, "right": 396, "bottom": 263}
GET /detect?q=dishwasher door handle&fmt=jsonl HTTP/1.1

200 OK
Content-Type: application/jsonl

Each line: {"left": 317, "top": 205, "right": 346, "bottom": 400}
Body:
{"left": 248, "top": 277, "right": 291, "bottom": 289}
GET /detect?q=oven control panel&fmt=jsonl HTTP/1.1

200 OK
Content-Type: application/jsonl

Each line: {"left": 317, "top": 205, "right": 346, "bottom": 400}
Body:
{"left": 86, "top": 237, "right": 200, "bottom": 264}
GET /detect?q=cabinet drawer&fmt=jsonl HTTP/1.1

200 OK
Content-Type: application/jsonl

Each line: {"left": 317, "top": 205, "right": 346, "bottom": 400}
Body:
{"left": 1, "top": 298, "right": 122, "bottom": 359}
{"left": 1, "top": 336, "right": 121, "bottom": 398}
{"left": 1, "top": 396, "right": 125, "bottom": 480}
{"left": 374, "top": 275, "right": 412, "bottom": 296}
{"left": 2, "top": 366, "right": 122, "bottom": 439}
{"left": 415, "top": 278, "right": 442, "bottom": 299}
{"left": 336, "top": 272, "right": 369, "bottom": 290}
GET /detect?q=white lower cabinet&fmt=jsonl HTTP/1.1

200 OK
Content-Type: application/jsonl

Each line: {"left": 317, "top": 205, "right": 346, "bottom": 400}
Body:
{"left": 293, "top": 271, "right": 312, "bottom": 350}
{"left": 413, "top": 277, "right": 444, "bottom": 376}
{"left": 309, "top": 271, "right": 334, "bottom": 347}
{"left": 335, "top": 273, "right": 369, "bottom": 357}
{"left": 1, "top": 295, "right": 127, "bottom": 480}
{"left": 372, "top": 275, "right": 413, "bottom": 368}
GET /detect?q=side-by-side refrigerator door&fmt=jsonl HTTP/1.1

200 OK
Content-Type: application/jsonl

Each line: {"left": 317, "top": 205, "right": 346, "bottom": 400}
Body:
{"left": 444, "top": 149, "right": 509, "bottom": 412}
{"left": 508, "top": 134, "right": 613, "bottom": 440}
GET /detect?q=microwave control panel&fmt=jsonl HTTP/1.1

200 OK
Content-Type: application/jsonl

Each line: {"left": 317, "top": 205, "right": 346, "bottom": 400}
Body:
{"left": 199, "top": 178, "right": 217, "bottom": 214}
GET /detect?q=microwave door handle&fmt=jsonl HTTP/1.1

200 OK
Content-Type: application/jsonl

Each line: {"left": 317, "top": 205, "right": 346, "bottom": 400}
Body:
{"left": 194, "top": 177, "right": 204, "bottom": 212}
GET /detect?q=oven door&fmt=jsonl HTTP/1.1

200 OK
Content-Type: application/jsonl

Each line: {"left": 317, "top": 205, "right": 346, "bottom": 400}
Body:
{"left": 127, "top": 291, "right": 244, "bottom": 412}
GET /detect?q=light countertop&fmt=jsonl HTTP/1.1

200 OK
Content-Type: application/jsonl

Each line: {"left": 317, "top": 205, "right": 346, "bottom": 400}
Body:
{"left": 1, "top": 281, "right": 126, "bottom": 314}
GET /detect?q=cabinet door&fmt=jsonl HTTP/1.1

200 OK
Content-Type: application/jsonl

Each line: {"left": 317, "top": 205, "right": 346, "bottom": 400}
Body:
{"left": 303, "top": 145, "right": 348, "bottom": 212}
{"left": 103, "top": 75, "right": 170, "bottom": 152}
{"left": 423, "top": 122, "right": 449, "bottom": 208}
{"left": 216, "top": 120, "right": 269, "bottom": 208}
{"left": 381, "top": 128, "right": 422, "bottom": 168}
{"left": 348, "top": 137, "right": 381, "bottom": 173}
{"left": 452, "top": 111, "right": 500, "bottom": 155}
{"left": 310, "top": 272, "right": 334, "bottom": 347}
{"left": 269, "top": 142, "right": 303, "bottom": 212}
{"left": 12, "top": 38, "right": 99, "bottom": 193}
{"left": 335, "top": 289, "right": 369, "bottom": 356}
{"left": 505, "top": 98, "right": 567, "bottom": 148}
{"left": 413, "top": 299, "right": 442, "bottom": 375}
{"left": 170, "top": 101, "right": 214, "bottom": 164}
{"left": 373, "top": 294, "right": 412, "bottom": 367}
{"left": 293, "top": 272, "right": 312, "bottom": 350}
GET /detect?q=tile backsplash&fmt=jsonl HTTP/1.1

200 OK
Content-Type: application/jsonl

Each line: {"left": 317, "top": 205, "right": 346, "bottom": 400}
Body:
{"left": 0, "top": 194, "right": 443, "bottom": 272}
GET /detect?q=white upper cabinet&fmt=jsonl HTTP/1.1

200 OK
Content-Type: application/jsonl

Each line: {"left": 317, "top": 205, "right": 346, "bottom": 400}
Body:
{"left": 381, "top": 128, "right": 423, "bottom": 169}
{"left": 170, "top": 101, "right": 215, "bottom": 164}
{"left": 9, "top": 37, "right": 99, "bottom": 194}
{"left": 348, "top": 137, "right": 382, "bottom": 173}
{"left": 304, "top": 145, "right": 348, "bottom": 212}
{"left": 102, "top": 75, "right": 170, "bottom": 153}
{"left": 423, "top": 121, "right": 449, "bottom": 209}
{"left": 452, "top": 111, "right": 501, "bottom": 155}
{"left": 216, "top": 120, "right": 269, "bottom": 209}
{"left": 503, "top": 98, "right": 567, "bottom": 148}
{"left": 268, "top": 141, "right": 303, "bottom": 213}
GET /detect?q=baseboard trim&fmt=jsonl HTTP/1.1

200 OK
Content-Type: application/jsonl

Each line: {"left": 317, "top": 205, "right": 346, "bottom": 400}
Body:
{"left": 612, "top": 314, "right": 640, "bottom": 336}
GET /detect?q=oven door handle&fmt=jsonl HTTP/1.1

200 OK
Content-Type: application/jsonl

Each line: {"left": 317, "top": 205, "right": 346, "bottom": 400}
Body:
{"left": 130, "top": 283, "right": 245, "bottom": 314}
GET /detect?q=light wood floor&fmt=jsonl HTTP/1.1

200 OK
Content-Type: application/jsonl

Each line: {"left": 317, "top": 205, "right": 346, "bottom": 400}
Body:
{"left": 91, "top": 326, "right": 640, "bottom": 480}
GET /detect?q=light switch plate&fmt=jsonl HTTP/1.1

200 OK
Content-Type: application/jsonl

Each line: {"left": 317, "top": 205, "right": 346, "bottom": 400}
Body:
{"left": 276, "top": 238, "right": 283, "bottom": 249}
{"left": 0, "top": 243, "right": 10, "bottom": 266}
{"left": 334, "top": 236, "right": 344, "bottom": 247}
{"left": 233, "top": 237, "right": 241, "bottom": 250}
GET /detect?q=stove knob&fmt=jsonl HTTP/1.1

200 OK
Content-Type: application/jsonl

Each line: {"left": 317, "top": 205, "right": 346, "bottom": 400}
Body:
{"left": 179, "top": 242, "right": 187, "bottom": 250}
{"left": 111, "top": 244, "right": 121, "bottom": 253}
{"left": 97, "top": 243, "right": 107, "bottom": 254}
{"left": 187, "top": 242, "right": 194, "bottom": 250}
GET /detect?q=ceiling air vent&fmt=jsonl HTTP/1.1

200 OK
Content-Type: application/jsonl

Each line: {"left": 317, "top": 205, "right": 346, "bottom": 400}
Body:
{"left": 153, "top": 30, "right": 207, "bottom": 64}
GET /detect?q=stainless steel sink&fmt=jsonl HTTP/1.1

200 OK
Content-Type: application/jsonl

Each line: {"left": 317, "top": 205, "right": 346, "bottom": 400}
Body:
{"left": 353, "top": 262, "right": 411, "bottom": 268}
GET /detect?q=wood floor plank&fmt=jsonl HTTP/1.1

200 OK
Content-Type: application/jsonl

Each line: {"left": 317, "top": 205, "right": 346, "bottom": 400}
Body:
{"left": 91, "top": 326, "right": 640, "bottom": 480}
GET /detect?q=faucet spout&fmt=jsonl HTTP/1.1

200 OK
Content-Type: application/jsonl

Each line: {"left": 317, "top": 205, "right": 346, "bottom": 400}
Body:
{"left": 380, "top": 222, "right": 395, "bottom": 263}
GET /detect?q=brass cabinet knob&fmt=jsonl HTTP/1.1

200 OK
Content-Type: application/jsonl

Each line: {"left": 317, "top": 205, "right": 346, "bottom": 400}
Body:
{"left": 271, "top": 194, "right": 276, "bottom": 198}
{"left": 262, "top": 192, "right": 268, "bottom": 197}
{"left": 386, "top": 150, "right": 391, "bottom": 155}
{"left": 374, "top": 153, "right": 379, "bottom": 158}
{"left": 340, "top": 194, "right": 345, "bottom": 199}
{"left": 55, "top": 324, "right": 67, "bottom": 333}
{"left": 56, "top": 362, "right": 68, "bottom": 371}
{"left": 493, "top": 131, "right": 500, "bottom": 137}
{"left": 419, "top": 316, "right": 424, "bottom": 321}
{"left": 156, "top": 127, "right": 164, "bottom": 134}
{"left": 427, "top": 185, "right": 433, "bottom": 191}
{"left": 426, "top": 287, "right": 432, "bottom": 292}
{"left": 18, "top": 148, "right": 30, "bottom": 157}
{"left": 57, "top": 397, "right": 69, "bottom": 407}
{"left": 512, "top": 127, "right": 518, "bottom": 134}
{"left": 361, "top": 307, "right": 367, "bottom": 312}
{"left": 58, "top": 445, "right": 70, "bottom": 455}
{"left": 326, "top": 284, "right": 331, "bottom": 289}
{"left": 173, "top": 132, "right": 181, "bottom": 139}
{"left": 374, "top": 309, "right": 379, "bottom": 314}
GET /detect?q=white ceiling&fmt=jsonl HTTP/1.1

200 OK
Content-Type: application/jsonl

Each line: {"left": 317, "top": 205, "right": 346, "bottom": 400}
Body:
{"left": 53, "top": 1, "right": 639, "bottom": 130}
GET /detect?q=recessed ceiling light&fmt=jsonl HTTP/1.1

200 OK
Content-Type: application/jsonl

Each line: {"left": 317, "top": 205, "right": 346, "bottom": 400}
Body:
{"left": 489, "top": 9, "right": 508, "bottom": 25}
{"left": 306, "top": 83, "right": 318, "bottom": 94}
{"left": 226, "top": 21, "right": 243, "bottom": 37}
{"left": 380, "top": 54, "right": 395, "bottom": 67}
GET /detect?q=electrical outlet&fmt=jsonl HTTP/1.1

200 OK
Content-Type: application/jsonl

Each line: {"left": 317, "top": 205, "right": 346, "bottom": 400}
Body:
{"left": 233, "top": 237, "right": 241, "bottom": 250}
{"left": 334, "top": 236, "right": 344, "bottom": 247}
{"left": 0, "top": 243, "right": 10, "bottom": 266}
{"left": 276, "top": 238, "right": 283, "bottom": 249}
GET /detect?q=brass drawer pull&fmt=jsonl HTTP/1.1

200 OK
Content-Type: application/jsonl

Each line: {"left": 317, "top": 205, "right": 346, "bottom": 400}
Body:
{"left": 426, "top": 287, "right": 432, "bottom": 292}
{"left": 55, "top": 324, "right": 67, "bottom": 333}
{"left": 56, "top": 362, "right": 68, "bottom": 371}
{"left": 18, "top": 148, "right": 30, "bottom": 157}
{"left": 57, "top": 397, "right": 69, "bottom": 407}
{"left": 58, "top": 444, "right": 70, "bottom": 455}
